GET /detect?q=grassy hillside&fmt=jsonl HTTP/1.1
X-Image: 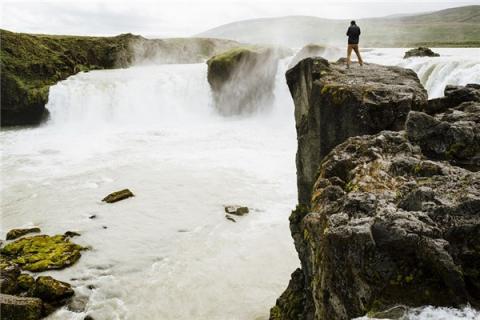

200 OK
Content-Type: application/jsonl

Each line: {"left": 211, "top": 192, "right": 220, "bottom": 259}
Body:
{"left": 0, "top": 29, "right": 239, "bottom": 126}
{"left": 198, "top": 5, "right": 480, "bottom": 47}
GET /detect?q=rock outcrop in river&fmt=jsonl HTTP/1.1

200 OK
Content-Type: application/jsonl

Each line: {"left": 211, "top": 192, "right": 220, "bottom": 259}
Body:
{"left": 0, "top": 29, "right": 239, "bottom": 126}
{"left": 207, "top": 46, "right": 289, "bottom": 115}
{"left": 271, "top": 57, "right": 480, "bottom": 320}
{"left": 287, "top": 58, "right": 427, "bottom": 205}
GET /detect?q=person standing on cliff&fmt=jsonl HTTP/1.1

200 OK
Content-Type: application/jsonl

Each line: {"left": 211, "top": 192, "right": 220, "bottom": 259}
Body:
{"left": 346, "top": 20, "right": 363, "bottom": 68}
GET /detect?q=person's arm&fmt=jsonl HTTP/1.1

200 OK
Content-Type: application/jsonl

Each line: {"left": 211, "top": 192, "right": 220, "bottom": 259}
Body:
{"left": 358, "top": 27, "right": 361, "bottom": 36}
{"left": 346, "top": 27, "right": 351, "bottom": 36}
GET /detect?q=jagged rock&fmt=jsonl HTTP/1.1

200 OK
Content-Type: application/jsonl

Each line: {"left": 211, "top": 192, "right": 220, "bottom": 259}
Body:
{"left": 0, "top": 293, "right": 43, "bottom": 320}
{"left": 102, "top": 189, "right": 134, "bottom": 203}
{"left": 427, "top": 84, "right": 480, "bottom": 115}
{"left": 6, "top": 228, "right": 41, "bottom": 240}
{"left": 273, "top": 130, "right": 480, "bottom": 320}
{"left": 289, "top": 44, "right": 342, "bottom": 68}
{"left": 207, "top": 46, "right": 283, "bottom": 115}
{"left": 286, "top": 57, "right": 427, "bottom": 204}
{"left": 1, "top": 235, "right": 83, "bottom": 272}
{"left": 404, "top": 47, "right": 440, "bottom": 58}
{"left": 270, "top": 268, "right": 306, "bottom": 320}
{"left": 33, "top": 276, "right": 74, "bottom": 304}
{"left": 224, "top": 205, "right": 249, "bottom": 216}
{"left": 406, "top": 100, "right": 480, "bottom": 170}
{"left": 225, "top": 215, "right": 236, "bottom": 223}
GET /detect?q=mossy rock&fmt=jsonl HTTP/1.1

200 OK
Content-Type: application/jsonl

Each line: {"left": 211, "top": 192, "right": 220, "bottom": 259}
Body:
{"left": 1, "top": 235, "right": 84, "bottom": 272}
{"left": 0, "top": 293, "right": 43, "bottom": 320}
{"left": 6, "top": 228, "right": 41, "bottom": 240}
{"left": 33, "top": 276, "right": 74, "bottom": 303}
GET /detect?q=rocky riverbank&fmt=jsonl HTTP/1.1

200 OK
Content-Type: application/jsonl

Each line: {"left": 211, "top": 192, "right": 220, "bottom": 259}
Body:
{"left": 0, "top": 29, "right": 239, "bottom": 126}
{"left": 0, "top": 232, "right": 85, "bottom": 320}
{"left": 271, "top": 57, "right": 480, "bottom": 319}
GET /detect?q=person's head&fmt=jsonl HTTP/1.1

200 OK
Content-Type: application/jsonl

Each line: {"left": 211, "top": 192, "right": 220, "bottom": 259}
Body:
{"left": 350, "top": 20, "right": 356, "bottom": 26}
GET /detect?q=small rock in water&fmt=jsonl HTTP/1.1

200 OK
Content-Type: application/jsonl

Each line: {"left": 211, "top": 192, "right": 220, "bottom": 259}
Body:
{"left": 225, "top": 215, "right": 236, "bottom": 223}
{"left": 6, "top": 228, "right": 41, "bottom": 240}
{"left": 88, "top": 215, "right": 97, "bottom": 219}
{"left": 33, "top": 276, "right": 74, "bottom": 302}
{"left": 102, "top": 226, "right": 108, "bottom": 229}
{"left": 224, "top": 205, "right": 249, "bottom": 216}
{"left": 102, "top": 189, "right": 134, "bottom": 203}
{"left": 64, "top": 231, "right": 81, "bottom": 238}
{"left": 84, "top": 315, "right": 95, "bottom": 320}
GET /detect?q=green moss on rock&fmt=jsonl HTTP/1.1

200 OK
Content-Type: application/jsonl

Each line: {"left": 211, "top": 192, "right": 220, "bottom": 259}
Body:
{"left": 1, "top": 235, "right": 84, "bottom": 272}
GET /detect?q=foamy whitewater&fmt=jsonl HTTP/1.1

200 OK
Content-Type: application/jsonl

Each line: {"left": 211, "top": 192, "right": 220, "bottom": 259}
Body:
{"left": 1, "top": 48, "right": 479, "bottom": 320}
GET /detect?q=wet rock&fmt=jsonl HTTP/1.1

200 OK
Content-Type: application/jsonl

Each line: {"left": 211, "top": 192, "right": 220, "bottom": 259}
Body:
{"left": 225, "top": 215, "right": 236, "bottom": 223}
{"left": 1, "top": 235, "right": 84, "bottom": 272}
{"left": 88, "top": 214, "right": 97, "bottom": 219}
{"left": 6, "top": 228, "right": 41, "bottom": 240}
{"left": 426, "top": 84, "right": 480, "bottom": 115}
{"left": 84, "top": 315, "right": 95, "bottom": 320}
{"left": 33, "top": 276, "right": 74, "bottom": 304}
{"left": 286, "top": 57, "right": 427, "bottom": 204}
{"left": 0, "top": 257, "right": 21, "bottom": 294}
{"left": 367, "top": 305, "right": 408, "bottom": 319}
{"left": 102, "top": 189, "right": 134, "bottom": 203}
{"left": 0, "top": 293, "right": 43, "bottom": 320}
{"left": 224, "top": 205, "right": 249, "bottom": 216}
{"left": 17, "top": 274, "right": 35, "bottom": 294}
{"left": 404, "top": 47, "right": 440, "bottom": 58}
{"left": 406, "top": 101, "right": 480, "bottom": 170}
{"left": 207, "top": 46, "right": 284, "bottom": 115}
{"left": 64, "top": 231, "right": 81, "bottom": 238}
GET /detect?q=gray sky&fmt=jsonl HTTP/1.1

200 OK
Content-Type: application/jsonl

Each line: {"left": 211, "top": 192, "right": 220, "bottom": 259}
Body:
{"left": 1, "top": 0, "right": 479, "bottom": 37}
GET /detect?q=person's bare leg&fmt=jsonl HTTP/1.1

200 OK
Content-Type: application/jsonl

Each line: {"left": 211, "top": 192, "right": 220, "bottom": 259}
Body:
{"left": 347, "top": 45, "right": 353, "bottom": 68}
{"left": 353, "top": 45, "right": 363, "bottom": 66}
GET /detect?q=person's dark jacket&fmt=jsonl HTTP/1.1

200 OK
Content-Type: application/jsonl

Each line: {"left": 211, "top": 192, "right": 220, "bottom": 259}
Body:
{"left": 346, "top": 25, "right": 361, "bottom": 44}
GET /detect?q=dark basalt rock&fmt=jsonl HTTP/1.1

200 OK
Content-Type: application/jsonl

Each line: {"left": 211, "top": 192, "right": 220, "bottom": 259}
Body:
{"left": 273, "top": 58, "right": 480, "bottom": 319}
{"left": 6, "top": 228, "right": 41, "bottom": 240}
{"left": 273, "top": 130, "right": 480, "bottom": 320}
{"left": 407, "top": 101, "right": 480, "bottom": 170}
{"left": 286, "top": 57, "right": 427, "bottom": 204}
{"left": 33, "top": 276, "right": 74, "bottom": 304}
{"left": 102, "top": 189, "right": 134, "bottom": 203}
{"left": 207, "top": 46, "right": 287, "bottom": 115}
{"left": 427, "top": 84, "right": 480, "bottom": 115}
{"left": 404, "top": 47, "right": 440, "bottom": 59}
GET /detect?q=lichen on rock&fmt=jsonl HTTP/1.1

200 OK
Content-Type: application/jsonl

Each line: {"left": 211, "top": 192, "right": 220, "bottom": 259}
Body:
{"left": 1, "top": 235, "right": 84, "bottom": 272}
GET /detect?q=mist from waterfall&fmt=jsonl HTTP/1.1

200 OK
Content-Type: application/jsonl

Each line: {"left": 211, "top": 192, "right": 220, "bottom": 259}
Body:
{"left": 1, "top": 48, "right": 479, "bottom": 320}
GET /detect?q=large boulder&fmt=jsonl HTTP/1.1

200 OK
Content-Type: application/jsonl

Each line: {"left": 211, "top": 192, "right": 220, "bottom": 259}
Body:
{"left": 404, "top": 47, "right": 440, "bottom": 59}
{"left": 286, "top": 57, "right": 427, "bottom": 204}
{"left": 1, "top": 234, "right": 84, "bottom": 272}
{"left": 207, "top": 46, "right": 286, "bottom": 115}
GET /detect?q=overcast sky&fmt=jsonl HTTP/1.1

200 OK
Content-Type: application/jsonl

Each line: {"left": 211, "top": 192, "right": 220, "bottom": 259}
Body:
{"left": 1, "top": 0, "right": 479, "bottom": 37}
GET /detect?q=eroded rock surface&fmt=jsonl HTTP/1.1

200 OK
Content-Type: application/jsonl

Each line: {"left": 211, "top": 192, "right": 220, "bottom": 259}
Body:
{"left": 286, "top": 57, "right": 427, "bottom": 204}
{"left": 6, "top": 228, "right": 41, "bottom": 240}
{"left": 272, "top": 54, "right": 480, "bottom": 320}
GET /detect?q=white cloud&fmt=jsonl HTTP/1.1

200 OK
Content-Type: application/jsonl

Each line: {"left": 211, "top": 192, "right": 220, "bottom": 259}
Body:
{"left": 1, "top": 0, "right": 478, "bottom": 37}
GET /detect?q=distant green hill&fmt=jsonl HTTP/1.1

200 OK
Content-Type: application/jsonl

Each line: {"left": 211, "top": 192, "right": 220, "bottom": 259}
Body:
{"left": 198, "top": 5, "right": 480, "bottom": 47}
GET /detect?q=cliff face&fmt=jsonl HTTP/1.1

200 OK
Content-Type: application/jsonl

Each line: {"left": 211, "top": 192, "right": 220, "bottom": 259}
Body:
{"left": 286, "top": 58, "right": 427, "bottom": 205}
{"left": 206, "top": 46, "right": 291, "bottom": 116}
{"left": 272, "top": 58, "right": 480, "bottom": 320}
{"left": 0, "top": 29, "right": 240, "bottom": 126}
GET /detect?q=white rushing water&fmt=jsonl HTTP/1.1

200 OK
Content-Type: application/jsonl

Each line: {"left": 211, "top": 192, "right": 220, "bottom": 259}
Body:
{"left": 1, "top": 49, "right": 480, "bottom": 320}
